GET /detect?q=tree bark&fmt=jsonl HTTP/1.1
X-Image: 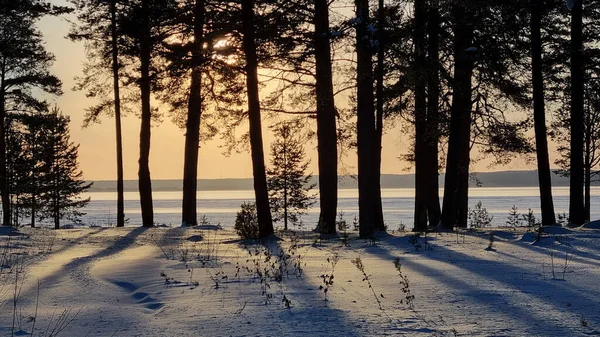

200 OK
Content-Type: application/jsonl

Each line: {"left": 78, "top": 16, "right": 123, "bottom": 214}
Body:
{"left": 181, "top": 0, "right": 205, "bottom": 227}
{"left": 569, "top": 0, "right": 585, "bottom": 226}
{"left": 314, "top": 0, "right": 338, "bottom": 234}
{"left": 531, "top": 0, "right": 556, "bottom": 227}
{"left": 413, "top": 0, "right": 428, "bottom": 232}
{"left": 441, "top": 1, "right": 474, "bottom": 230}
{"left": 0, "top": 58, "right": 9, "bottom": 227}
{"left": 138, "top": 0, "right": 154, "bottom": 227}
{"left": 241, "top": 0, "right": 274, "bottom": 238}
{"left": 355, "top": 0, "right": 377, "bottom": 238}
{"left": 110, "top": 0, "right": 125, "bottom": 228}
{"left": 373, "top": 0, "right": 385, "bottom": 231}
{"left": 425, "top": 0, "right": 441, "bottom": 228}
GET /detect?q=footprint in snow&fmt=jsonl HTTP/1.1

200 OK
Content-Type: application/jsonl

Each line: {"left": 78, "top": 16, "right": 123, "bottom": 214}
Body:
{"left": 113, "top": 281, "right": 164, "bottom": 312}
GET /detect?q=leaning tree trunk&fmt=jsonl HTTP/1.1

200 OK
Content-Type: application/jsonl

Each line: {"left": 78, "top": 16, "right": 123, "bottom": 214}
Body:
{"left": 569, "top": 0, "right": 585, "bottom": 226}
{"left": 373, "top": 0, "right": 385, "bottom": 231}
{"left": 413, "top": 0, "right": 428, "bottom": 232}
{"left": 531, "top": 0, "right": 556, "bottom": 227}
{"left": 138, "top": 0, "right": 154, "bottom": 227}
{"left": 110, "top": 0, "right": 125, "bottom": 228}
{"left": 241, "top": 0, "right": 274, "bottom": 238}
{"left": 424, "top": 0, "right": 442, "bottom": 228}
{"left": 355, "top": 0, "right": 377, "bottom": 238}
{"left": 314, "top": 0, "right": 338, "bottom": 234}
{"left": 441, "top": 1, "right": 473, "bottom": 230}
{"left": 181, "top": 0, "right": 205, "bottom": 227}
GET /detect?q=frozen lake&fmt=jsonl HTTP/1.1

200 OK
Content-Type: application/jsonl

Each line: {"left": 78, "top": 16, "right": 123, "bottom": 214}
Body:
{"left": 78, "top": 187, "right": 600, "bottom": 229}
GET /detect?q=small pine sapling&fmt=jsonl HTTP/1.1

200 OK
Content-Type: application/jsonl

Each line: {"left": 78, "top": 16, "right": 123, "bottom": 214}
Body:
{"left": 522, "top": 208, "right": 537, "bottom": 232}
{"left": 468, "top": 201, "right": 494, "bottom": 229}
{"left": 506, "top": 205, "right": 522, "bottom": 227}
{"left": 266, "top": 122, "right": 316, "bottom": 231}
{"left": 336, "top": 211, "right": 350, "bottom": 246}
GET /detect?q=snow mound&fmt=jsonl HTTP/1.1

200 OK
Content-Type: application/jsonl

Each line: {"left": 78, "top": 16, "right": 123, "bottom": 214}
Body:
{"left": 540, "top": 226, "right": 573, "bottom": 235}
{"left": 581, "top": 220, "right": 600, "bottom": 229}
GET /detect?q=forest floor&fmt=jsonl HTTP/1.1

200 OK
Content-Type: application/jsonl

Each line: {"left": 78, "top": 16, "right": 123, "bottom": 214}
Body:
{"left": 1, "top": 224, "right": 599, "bottom": 336}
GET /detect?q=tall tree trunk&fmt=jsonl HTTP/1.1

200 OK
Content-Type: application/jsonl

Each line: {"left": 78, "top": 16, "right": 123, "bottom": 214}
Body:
{"left": 355, "top": 0, "right": 376, "bottom": 238}
{"left": 0, "top": 59, "right": 10, "bottom": 227}
{"left": 314, "top": 0, "right": 338, "bottom": 234}
{"left": 569, "top": 0, "right": 585, "bottom": 226}
{"left": 584, "top": 104, "right": 591, "bottom": 221}
{"left": 110, "top": 0, "right": 125, "bottom": 228}
{"left": 241, "top": 0, "right": 274, "bottom": 238}
{"left": 284, "top": 142, "right": 288, "bottom": 231}
{"left": 413, "top": 0, "right": 428, "bottom": 232}
{"left": 425, "top": 0, "right": 441, "bottom": 227}
{"left": 531, "top": 0, "right": 556, "bottom": 227}
{"left": 138, "top": 0, "right": 154, "bottom": 227}
{"left": 441, "top": 1, "right": 473, "bottom": 230}
{"left": 584, "top": 149, "right": 591, "bottom": 222}
{"left": 373, "top": 0, "right": 385, "bottom": 231}
{"left": 182, "top": 0, "right": 205, "bottom": 227}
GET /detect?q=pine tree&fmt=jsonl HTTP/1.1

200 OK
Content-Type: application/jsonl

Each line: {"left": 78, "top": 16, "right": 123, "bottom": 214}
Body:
{"left": 0, "top": 0, "right": 67, "bottom": 226}
{"left": 241, "top": 0, "right": 274, "bottom": 238}
{"left": 69, "top": 0, "right": 127, "bottom": 227}
{"left": 39, "top": 108, "right": 92, "bottom": 229}
{"left": 267, "top": 123, "right": 316, "bottom": 230}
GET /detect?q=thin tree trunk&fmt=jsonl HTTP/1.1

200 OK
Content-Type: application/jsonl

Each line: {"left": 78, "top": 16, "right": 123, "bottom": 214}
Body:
{"left": 373, "top": 0, "right": 385, "bottom": 231}
{"left": 110, "top": 0, "right": 125, "bottom": 228}
{"left": 441, "top": 1, "right": 473, "bottom": 230}
{"left": 355, "top": 0, "right": 376, "bottom": 238}
{"left": 0, "top": 59, "right": 10, "bottom": 227}
{"left": 531, "top": 0, "right": 556, "bottom": 227}
{"left": 241, "top": 0, "right": 274, "bottom": 238}
{"left": 182, "top": 0, "right": 205, "bottom": 227}
{"left": 314, "top": 0, "right": 338, "bottom": 234}
{"left": 284, "top": 139, "right": 288, "bottom": 230}
{"left": 31, "top": 195, "right": 35, "bottom": 228}
{"left": 138, "top": 0, "right": 154, "bottom": 227}
{"left": 569, "top": 0, "right": 585, "bottom": 226}
{"left": 425, "top": 0, "right": 441, "bottom": 228}
{"left": 413, "top": 0, "right": 428, "bottom": 232}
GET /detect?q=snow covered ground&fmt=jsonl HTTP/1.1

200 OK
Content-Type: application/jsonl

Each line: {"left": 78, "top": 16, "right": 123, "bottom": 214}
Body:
{"left": 1, "top": 225, "right": 599, "bottom": 336}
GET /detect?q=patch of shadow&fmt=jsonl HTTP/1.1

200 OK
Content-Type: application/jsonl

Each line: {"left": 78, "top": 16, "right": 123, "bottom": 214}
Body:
{"left": 186, "top": 235, "right": 203, "bottom": 242}
{"left": 132, "top": 292, "right": 149, "bottom": 300}
{"left": 145, "top": 302, "right": 164, "bottom": 310}
{"left": 0, "top": 227, "right": 25, "bottom": 236}
{"left": 113, "top": 281, "right": 137, "bottom": 293}
{"left": 194, "top": 224, "right": 222, "bottom": 230}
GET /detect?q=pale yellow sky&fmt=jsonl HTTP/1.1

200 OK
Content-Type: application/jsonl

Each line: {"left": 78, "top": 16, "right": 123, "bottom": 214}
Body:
{"left": 37, "top": 2, "right": 540, "bottom": 181}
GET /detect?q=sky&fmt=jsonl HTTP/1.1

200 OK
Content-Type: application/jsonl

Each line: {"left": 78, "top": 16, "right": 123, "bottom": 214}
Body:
{"left": 37, "top": 1, "right": 538, "bottom": 181}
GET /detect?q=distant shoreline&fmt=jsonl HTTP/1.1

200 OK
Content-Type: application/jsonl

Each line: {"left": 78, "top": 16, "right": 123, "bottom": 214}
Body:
{"left": 87, "top": 170, "right": 580, "bottom": 192}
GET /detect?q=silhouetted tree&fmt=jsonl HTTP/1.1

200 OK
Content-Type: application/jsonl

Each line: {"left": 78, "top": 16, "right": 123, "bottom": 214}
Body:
{"left": 0, "top": 0, "right": 67, "bottom": 226}
{"left": 119, "top": 0, "right": 177, "bottom": 227}
{"left": 39, "top": 109, "right": 92, "bottom": 229}
{"left": 69, "top": 0, "right": 126, "bottom": 227}
{"left": 241, "top": 0, "right": 274, "bottom": 238}
{"left": 314, "top": 0, "right": 339, "bottom": 235}
{"left": 267, "top": 122, "right": 316, "bottom": 230}
{"left": 413, "top": 0, "right": 428, "bottom": 232}
{"left": 569, "top": 0, "right": 585, "bottom": 225}
{"left": 530, "top": 0, "right": 557, "bottom": 226}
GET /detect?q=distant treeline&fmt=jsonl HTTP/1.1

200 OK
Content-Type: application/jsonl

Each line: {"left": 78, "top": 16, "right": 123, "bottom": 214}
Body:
{"left": 87, "top": 171, "right": 580, "bottom": 192}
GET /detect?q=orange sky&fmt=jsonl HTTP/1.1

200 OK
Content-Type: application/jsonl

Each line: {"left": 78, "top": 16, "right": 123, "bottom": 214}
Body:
{"left": 38, "top": 2, "right": 541, "bottom": 181}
